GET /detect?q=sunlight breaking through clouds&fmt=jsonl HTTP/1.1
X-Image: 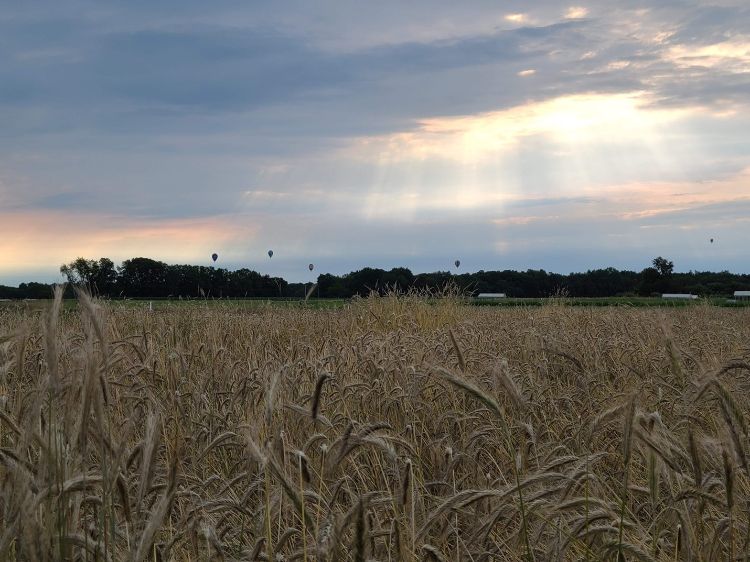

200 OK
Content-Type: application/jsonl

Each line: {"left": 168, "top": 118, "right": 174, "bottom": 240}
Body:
{"left": 349, "top": 92, "right": 693, "bottom": 164}
{"left": 340, "top": 89, "right": 749, "bottom": 237}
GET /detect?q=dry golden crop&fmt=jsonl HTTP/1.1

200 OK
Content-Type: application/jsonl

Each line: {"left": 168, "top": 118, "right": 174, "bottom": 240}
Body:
{"left": 0, "top": 291, "right": 749, "bottom": 561}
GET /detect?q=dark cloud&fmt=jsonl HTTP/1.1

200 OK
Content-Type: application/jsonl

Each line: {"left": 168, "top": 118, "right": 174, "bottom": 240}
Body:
{"left": 2, "top": 3, "right": 746, "bottom": 139}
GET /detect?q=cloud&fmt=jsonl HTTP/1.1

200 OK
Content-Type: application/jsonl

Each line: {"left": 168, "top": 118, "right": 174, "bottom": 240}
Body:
{"left": 1, "top": 1, "right": 750, "bottom": 282}
{"left": 564, "top": 6, "right": 588, "bottom": 19}
{"left": 487, "top": 168, "right": 750, "bottom": 241}
{"left": 344, "top": 92, "right": 693, "bottom": 164}
{"left": 505, "top": 13, "right": 529, "bottom": 24}
{"left": 665, "top": 37, "right": 750, "bottom": 72}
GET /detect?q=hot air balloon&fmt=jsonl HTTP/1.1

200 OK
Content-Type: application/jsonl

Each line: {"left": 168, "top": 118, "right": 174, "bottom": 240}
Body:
{"left": 308, "top": 263, "right": 314, "bottom": 272}
{"left": 710, "top": 238, "right": 714, "bottom": 244}
{"left": 268, "top": 250, "right": 274, "bottom": 258}
{"left": 454, "top": 259, "right": 461, "bottom": 269}
{"left": 211, "top": 253, "right": 218, "bottom": 262}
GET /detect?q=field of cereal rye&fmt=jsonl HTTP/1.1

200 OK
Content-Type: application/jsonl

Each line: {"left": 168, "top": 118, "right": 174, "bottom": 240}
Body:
{"left": 1, "top": 294, "right": 749, "bottom": 560}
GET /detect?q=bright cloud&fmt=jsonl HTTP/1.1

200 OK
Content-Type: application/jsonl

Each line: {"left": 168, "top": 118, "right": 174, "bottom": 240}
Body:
{"left": 564, "top": 6, "right": 589, "bottom": 19}
{"left": 504, "top": 13, "right": 528, "bottom": 23}
{"left": 348, "top": 92, "right": 693, "bottom": 163}
{"left": 666, "top": 38, "right": 750, "bottom": 72}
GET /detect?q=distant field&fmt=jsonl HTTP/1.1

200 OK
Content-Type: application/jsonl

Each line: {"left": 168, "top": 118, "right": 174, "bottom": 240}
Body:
{"left": 2, "top": 294, "right": 749, "bottom": 312}
{"left": 1, "top": 293, "right": 749, "bottom": 560}
{"left": 472, "top": 295, "right": 750, "bottom": 307}
{"left": 0, "top": 297, "right": 350, "bottom": 311}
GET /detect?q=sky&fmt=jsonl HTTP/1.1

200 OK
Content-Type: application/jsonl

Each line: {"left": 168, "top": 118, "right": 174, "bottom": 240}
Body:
{"left": 1, "top": 1, "right": 749, "bottom": 284}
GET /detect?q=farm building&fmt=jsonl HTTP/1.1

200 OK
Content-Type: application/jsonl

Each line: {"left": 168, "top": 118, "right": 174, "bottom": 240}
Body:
{"left": 735, "top": 291, "right": 750, "bottom": 300}
{"left": 662, "top": 293, "right": 699, "bottom": 300}
{"left": 477, "top": 293, "right": 507, "bottom": 299}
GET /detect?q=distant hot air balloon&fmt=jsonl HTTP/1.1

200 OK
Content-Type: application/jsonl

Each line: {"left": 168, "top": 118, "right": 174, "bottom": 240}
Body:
{"left": 454, "top": 259, "right": 461, "bottom": 269}
{"left": 308, "top": 263, "right": 314, "bottom": 272}
{"left": 710, "top": 238, "right": 714, "bottom": 244}
{"left": 268, "top": 250, "right": 274, "bottom": 258}
{"left": 211, "top": 253, "right": 218, "bottom": 262}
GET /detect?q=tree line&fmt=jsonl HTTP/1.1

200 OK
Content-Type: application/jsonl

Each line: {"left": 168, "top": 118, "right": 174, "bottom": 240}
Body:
{"left": 1, "top": 257, "right": 286, "bottom": 299}
{"left": 1, "top": 256, "right": 749, "bottom": 300}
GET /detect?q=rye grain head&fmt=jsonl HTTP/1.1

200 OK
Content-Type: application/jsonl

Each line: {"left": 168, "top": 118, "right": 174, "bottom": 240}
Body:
{"left": 625, "top": 401, "right": 639, "bottom": 453}
{"left": 130, "top": 455, "right": 179, "bottom": 562}
{"left": 422, "top": 543, "right": 448, "bottom": 562}
{"left": 246, "top": 431, "right": 315, "bottom": 530}
{"left": 265, "top": 368, "right": 282, "bottom": 431}
{"left": 399, "top": 458, "right": 412, "bottom": 507}
{"left": 310, "top": 372, "right": 331, "bottom": 421}
{"left": 493, "top": 358, "right": 527, "bottom": 412}
{"left": 722, "top": 446, "right": 735, "bottom": 511}
{"left": 448, "top": 328, "right": 466, "bottom": 373}
{"left": 136, "top": 411, "right": 162, "bottom": 510}
{"left": 432, "top": 366, "right": 504, "bottom": 421}
{"left": 44, "top": 284, "right": 65, "bottom": 394}
{"left": 353, "top": 496, "right": 367, "bottom": 562}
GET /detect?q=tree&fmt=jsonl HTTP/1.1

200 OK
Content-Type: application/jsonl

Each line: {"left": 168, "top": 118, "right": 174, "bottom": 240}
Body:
{"left": 118, "top": 258, "right": 168, "bottom": 297}
{"left": 60, "top": 257, "right": 117, "bottom": 296}
{"left": 652, "top": 256, "right": 674, "bottom": 277}
{"left": 637, "top": 267, "right": 661, "bottom": 296}
{"left": 317, "top": 273, "right": 351, "bottom": 298}
{"left": 18, "top": 282, "right": 56, "bottom": 299}
{"left": 60, "top": 258, "right": 95, "bottom": 286}
{"left": 92, "top": 258, "right": 117, "bottom": 295}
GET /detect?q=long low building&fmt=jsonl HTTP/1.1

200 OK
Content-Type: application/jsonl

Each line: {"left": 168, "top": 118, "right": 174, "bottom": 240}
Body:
{"left": 477, "top": 293, "right": 507, "bottom": 299}
{"left": 662, "top": 293, "right": 699, "bottom": 300}
{"left": 735, "top": 291, "right": 750, "bottom": 299}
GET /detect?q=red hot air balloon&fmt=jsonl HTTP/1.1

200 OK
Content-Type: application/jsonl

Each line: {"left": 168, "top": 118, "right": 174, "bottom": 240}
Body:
{"left": 211, "top": 253, "right": 218, "bottom": 262}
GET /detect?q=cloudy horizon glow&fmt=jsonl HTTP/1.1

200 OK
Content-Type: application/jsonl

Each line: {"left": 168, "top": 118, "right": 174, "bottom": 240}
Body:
{"left": 1, "top": 1, "right": 749, "bottom": 284}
